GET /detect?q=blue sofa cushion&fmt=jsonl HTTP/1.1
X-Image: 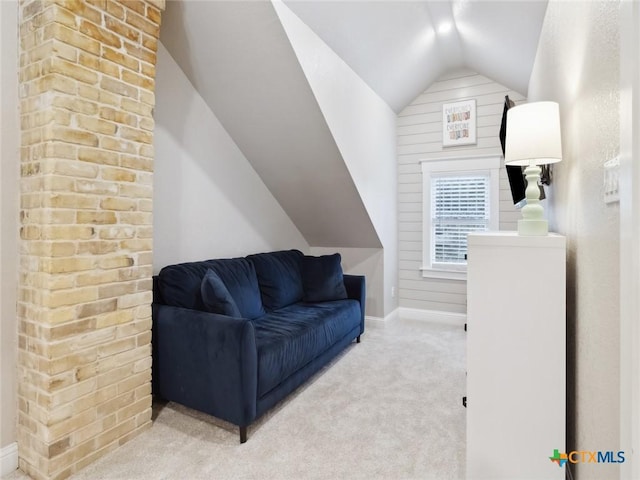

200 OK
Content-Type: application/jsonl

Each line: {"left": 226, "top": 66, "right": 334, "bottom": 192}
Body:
{"left": 248, "top": 250, "right": 304, "bottom": 310}
{"left": 158, "top": 257, "right": 265, "bottom": 319}
{"left": 253, "top": 299, "right": 361, "bottom": 397}
{"left": 208, "top": 258, "right": 265, "bottom": 319}
{"left": 301, "top": 253, "right": 348, "bottom": 303}
{"left": 201, "top": 269, "right": 242, "bottom": 318}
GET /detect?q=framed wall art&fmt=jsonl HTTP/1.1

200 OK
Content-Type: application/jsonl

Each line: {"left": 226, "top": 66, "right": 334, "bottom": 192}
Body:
{"left": 442, "top": 99, "right": 477, "bottom": 147}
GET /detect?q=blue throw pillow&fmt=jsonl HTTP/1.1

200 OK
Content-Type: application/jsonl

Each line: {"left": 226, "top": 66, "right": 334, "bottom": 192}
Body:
{"left": 301, "top": 253, "right": 348, "bottom": 303}
{"left": 201, "top": 269, "right": 242, "bottom": 318}
{"left": 247, "top": 250, "right": 304, "bottom": 310}
{"left": 208, "top": 258, "right": 265, "bottom": 319}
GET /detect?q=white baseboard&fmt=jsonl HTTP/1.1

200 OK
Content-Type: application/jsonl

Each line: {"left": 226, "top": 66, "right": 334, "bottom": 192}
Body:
{"left": 365, "top": 307, "right": 399, "bottom": 328}
{"left": 398, "top": 307, "right": 467, "bottom": 327}
{"left": 0, "top": 442, "right": 18, "bottom": 478}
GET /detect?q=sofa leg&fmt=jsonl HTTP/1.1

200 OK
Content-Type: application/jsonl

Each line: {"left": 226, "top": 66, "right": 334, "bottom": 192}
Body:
{"left": 240, "top": 426, "right": 247, "bottom": 444}
{"left": 356, "top": 335, "right": 361, "bottom": 343}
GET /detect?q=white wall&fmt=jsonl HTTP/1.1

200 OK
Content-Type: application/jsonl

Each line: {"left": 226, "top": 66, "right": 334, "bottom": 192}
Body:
{"left": 397, "top": 69, "right": 525, "bottom": 313}
{"left": 0, "top": 0, "right": 19, "bottom": 472}
{"left": 619, "top": 1, "right": 640, "bottom": 476}
{"left": 153, "top": 43, "right": 309, "bottom": 271}
{"left": 528, "top": 1, "right": 620, "bottom": 478}
{"left": 274, "top": 1, "right": 398, "bottom": 318}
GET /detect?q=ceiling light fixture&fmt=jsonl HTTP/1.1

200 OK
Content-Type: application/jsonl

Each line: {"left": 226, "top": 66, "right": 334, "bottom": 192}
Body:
{"left": 437, "top": 21, "right": 453, "bottom": 35}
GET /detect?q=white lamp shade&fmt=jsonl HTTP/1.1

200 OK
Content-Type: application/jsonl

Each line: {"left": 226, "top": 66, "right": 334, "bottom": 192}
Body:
{"left": 505, "top": 101, "right": 562, "bottom": 166}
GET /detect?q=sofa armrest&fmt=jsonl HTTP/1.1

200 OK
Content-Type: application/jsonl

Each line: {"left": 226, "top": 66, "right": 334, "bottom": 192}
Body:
{"left": 343, "top": 274, "right": 365, "bottom": 334}
{"left": 152, "top": 304, "right": 257, "bottom": 427}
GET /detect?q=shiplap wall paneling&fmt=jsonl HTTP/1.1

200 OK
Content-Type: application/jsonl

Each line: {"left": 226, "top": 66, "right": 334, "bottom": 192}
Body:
{"left": 396, "top": 69, "right": 526, "bottom": 313}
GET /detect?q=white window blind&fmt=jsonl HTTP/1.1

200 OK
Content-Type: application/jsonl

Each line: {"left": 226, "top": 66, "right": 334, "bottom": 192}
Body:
{"left": 431, "top": 175, "right": 490, "bottom": 265}
{"left": 420, "top": 155, "right": 500, "bottom": 280}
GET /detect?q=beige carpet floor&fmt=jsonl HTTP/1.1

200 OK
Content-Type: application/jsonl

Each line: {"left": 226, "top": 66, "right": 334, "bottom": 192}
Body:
{"left": 6, "top": 318, "right": 466, "bottom": 480}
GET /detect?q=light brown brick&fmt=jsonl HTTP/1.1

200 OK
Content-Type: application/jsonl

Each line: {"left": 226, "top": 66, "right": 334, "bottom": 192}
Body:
{"left": 138, "top": 116, "right": 154, "bottom": 132}
{"left": 77, "top": 299, "right": 118, "bottom": 319}
{"left": 52, "top": 5, "right": 78, "bottom": 29}
{"left": 49, "top": 159, "right": 99, "bottom": 179}
{"left": 124, "top": 9, "right": 158, "bottom": 37}
{"left": 53, "top": 95, "right": 99, "bottom": 116}
{"left": 77, "top": 147, "right": 119, "bottom": 166}
{"left": 121, "top": 69, "right": 153, "bottom": 90}
{"left": 140, "top": 33, "right": 157, "bottom": 53}
{"left": 120, "top": 97, "right": 152, "bottom": 117}
{"left": 139, "top": 89, "right": 155, "bottom": 107}
{"left": 98, "top": 226, "right": 135, "bottom": 239}
{"left": 99, "top": 107, "right": 136, "bottom": 127}
{"left": 119, "top": 125, "right": 151, "bottom": 144}
{"left": 106, "top": 1, "right": 124, "bottom": 20}
{"left": 101, "top": 45, "right": 139, "bottom": 72}
{"left": 100, "top": 135, "right": 137, "bottom": 154}
{"left": 146, "top": 5, "right": 161, "bottom": 24}
{"left": 116, "top": 396, "right": 149, "bottom": 423}
{"left": 119, "top": 238, "right": 152, "bottom": 251}
{"left": 76, "top": 211, "right": 117, "bottom": 224}
{"left": 50, "top": 242, "right": 75, "bottom": 257}
{"left": 95, "top": 309, "right": 134, "bottom": 329}
{"left": 105, "top": 16, "right": 139, "bottom": 42}
{"left": 100, "top": 76, "right": 138, "bottom": 99}
{"left": 98, "top": 255, "right": 134, "bottom": 269}
{"left": 98, "top": 337, "right": 136, "bottom": 358}
{"left": 75, "top": 269, "right": 120, "bottom": 287}
{"left": 140, "top": 61, "right": 155, "bottom": 80}
{"left": 101, "top": 167, "right": 136, "bottom": 182}
{"left": 76, "top": 240, "right": 118, "bottom": 255}
{"left": 96, "top": 364, "right": 133, "bottom": 389}
{"left": 77, "top": 115, "right": 117, "bottom": 135}
{"left": 54, "top": 24, "right": 101, "bottom": 55}
{"left": 46, "top": 193, "right": 100, "bottom": 210}
{"left": 75, "top": 179, "right": 119, "bottom": 195}
{"left": 79, "top": 20, "right": 121, "bottom": 49}
{"left": 98, "top": 281, "right": 136, "bottom": 299}
{"left": 97, "top": 57, "right": 120, "bottom": 78}
{"left": 117, "top": 291, "right": 151, "bottom": 309}
{"left": 41, "top": 256, "right": 96, "bottom": 275}
{"left": 40, "top": 224, "right": 96, "bottom": 239}
{"left": 50, "top": 57, "right": 99, "bottom": 85}
{"left": 119, "top": 211, "right": 152, "bottom": 225}
{"left": 77, "top": 83, "right": 120, "bottom": 107}
{"left": 55, "top": 0, "right": 103, "bottom": 24}
{"left": 45, "top": 350, "right": 98, "bottom": 377}
{"left": 44, "top": 286, "right": 97, "bottom": 308}
{"left": 100, "top": 197, "right": 135, "bottom": 211}
{"left": 123, "top": 40, "right": 156, "bottom": 65}
{"left": 120, "top": 155, "right": 151, "bottom": 172}
{"left": 46, "top": 318, "right": 96, "bottom": 341}
{"left": 43, "top": 175, "right": 75, "bottom": 192}
{"left": 48, "top": 126, "right": 99, "bottom": 147}
{"left": 116, "top": 370, "right": 148, "bottom": 396}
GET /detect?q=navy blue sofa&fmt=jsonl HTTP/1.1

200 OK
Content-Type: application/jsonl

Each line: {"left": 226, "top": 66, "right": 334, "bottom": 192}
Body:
{"left": 152, "top": 249, "right": 365, "bottom": 443}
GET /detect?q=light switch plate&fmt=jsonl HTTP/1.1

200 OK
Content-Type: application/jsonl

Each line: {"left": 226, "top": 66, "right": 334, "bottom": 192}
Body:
{"left": 604, "top": 156, "right": 620, "bottom": 204}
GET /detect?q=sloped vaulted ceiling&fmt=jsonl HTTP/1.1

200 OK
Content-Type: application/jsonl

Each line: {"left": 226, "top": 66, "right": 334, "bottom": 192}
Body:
{"left": 160, "top": 1, "right": 381, "bottom": 248}
{"left": 284, "top": 0, "right": 548, "bottom": 113}
{"left": 160, "top": 0, "right": 548, "bottom": 249}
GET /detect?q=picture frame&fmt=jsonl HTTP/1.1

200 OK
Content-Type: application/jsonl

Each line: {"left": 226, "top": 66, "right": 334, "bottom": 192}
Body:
{"left": 442, "top": 99, "right": 477, "bottom": 147}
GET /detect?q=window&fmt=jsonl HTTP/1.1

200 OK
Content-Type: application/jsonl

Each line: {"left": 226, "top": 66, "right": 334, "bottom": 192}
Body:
{"left": 421, "top": 155, "right": 500, "bottom": 280}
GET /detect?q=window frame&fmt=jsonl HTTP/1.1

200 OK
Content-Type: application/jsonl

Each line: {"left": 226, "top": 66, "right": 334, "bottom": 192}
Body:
{"left": 420, "top": 155, "right": 501, "bottom": 280}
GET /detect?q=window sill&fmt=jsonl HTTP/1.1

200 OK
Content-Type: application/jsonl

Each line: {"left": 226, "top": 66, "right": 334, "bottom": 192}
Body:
{"left": 420, "top": 267, "right": 467, "bottom": 281}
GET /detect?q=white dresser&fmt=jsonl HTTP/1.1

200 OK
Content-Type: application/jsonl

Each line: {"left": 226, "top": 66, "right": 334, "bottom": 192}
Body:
{"left": 466, "top": 231, "right": 566, "bottom": 479}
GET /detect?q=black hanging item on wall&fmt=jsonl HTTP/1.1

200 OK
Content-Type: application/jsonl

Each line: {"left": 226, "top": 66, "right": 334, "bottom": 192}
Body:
{"left": 500, "top": 95, "right": 545, "bottom": 206}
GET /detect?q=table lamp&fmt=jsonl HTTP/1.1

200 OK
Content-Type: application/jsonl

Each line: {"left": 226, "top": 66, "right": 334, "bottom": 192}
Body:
{"left": 505, "top": 101, "right": 562, "bottom": 236}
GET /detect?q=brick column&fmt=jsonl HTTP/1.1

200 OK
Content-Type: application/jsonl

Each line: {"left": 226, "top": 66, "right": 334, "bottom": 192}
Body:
{"left": 17, "top": 1, "right": 163, "bottom": 479}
